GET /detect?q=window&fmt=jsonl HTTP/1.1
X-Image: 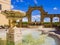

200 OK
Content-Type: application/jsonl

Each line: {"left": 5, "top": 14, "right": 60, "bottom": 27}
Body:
{"left": 0, "top": 4, "right": 2, "bottom": 10}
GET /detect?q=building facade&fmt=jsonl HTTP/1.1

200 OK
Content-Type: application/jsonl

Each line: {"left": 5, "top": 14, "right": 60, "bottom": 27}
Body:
{"left": 0, "top": 0, "right": 11, "bottom": 11}
{"left": 0, "top": 0, "right": 11, "bottom": 25}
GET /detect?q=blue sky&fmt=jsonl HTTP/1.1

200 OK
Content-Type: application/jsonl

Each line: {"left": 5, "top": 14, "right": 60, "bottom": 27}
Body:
{"left": 11, "top": 0, "right": 60, "bottom": 22}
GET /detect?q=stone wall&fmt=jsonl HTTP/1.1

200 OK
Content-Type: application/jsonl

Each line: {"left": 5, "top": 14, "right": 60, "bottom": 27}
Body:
{"left": 0, "top": 0, "right": 11, "bottom": 11}
{"left": 0, "top": 0, "right": 11, "bottom": 25}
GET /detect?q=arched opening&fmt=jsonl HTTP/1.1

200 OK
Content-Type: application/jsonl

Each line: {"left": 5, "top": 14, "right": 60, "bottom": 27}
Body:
{"left": 53, "top": 17, "right": 59, "bottom": 22}
{"left": 44, "top": 17, "right": 50, "bottom": 24}
{"left": 52, "top": 17, "right": 59, "bottom": 26}
{"left": 31, "top": 10, "right": 41, "bottom": 22}
{"left": 22, "top": 17, "right": 28, "bottom": 27}
{"left": 44, "top": 17, "right": 50, "bottom": 26}
{"left": 22, "top": 17, "right": 28, "bottom": 22}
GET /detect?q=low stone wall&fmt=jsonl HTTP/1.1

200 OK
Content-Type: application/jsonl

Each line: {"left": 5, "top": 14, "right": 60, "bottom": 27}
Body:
{"left": 48, "top": 32, "right": 60, "bottom": 45}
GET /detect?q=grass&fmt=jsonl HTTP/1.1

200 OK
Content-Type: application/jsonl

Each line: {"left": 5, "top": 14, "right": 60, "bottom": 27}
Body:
{"left": 22, "top": 22, "right": 60, "bottom": 25}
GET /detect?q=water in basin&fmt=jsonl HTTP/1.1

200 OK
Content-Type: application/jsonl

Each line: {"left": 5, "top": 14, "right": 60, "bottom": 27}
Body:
{"left": 22, "top": 29, "right": 57, "bottom": 45}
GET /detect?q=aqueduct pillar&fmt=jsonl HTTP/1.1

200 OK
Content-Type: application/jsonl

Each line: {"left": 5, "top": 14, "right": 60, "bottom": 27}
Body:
{"left": 20, "top": 19, "right": 22, "bottom": 27}
{"left": 50, "top": 17, "right": 53, "bottom": 27}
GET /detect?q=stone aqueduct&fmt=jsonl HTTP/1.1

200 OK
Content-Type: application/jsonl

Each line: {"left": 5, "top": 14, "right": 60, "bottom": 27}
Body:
{"left": 2, "top": 6, "right": 60, "bottom": 27}
{"left": 26, "top": 6, "right": 60, "bottom": 27}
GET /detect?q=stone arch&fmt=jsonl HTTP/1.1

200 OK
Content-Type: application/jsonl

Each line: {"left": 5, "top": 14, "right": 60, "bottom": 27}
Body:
{"left": 26, "top": 6, "right": 47, "bottom": 25}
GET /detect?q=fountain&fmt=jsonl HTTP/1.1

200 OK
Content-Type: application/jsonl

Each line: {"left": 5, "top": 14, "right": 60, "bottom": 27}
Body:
{"left": 0, "top": 27, "right": 60, "bottom": 45}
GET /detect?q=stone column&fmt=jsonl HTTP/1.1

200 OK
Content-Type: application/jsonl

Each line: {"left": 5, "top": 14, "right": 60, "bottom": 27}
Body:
{"left": 59, "top": 17, "right": 60, "bottom": 26}
{"left": 59, "top": 18, "right": 60, "bottom": 22}
{"left": 20, "top": 19, "right": 22, "bottom": 27}
{"left": 50, "top": 18, "right": 53, "bottom": 27}
{"left": 9, "top": 19, "right": 16, "bottom": 28}
{"left": 41, "top": 19, "right": 44, "bottom": 25}
{"left": 28, "top": 15, "right": 31, "bottom": 25}
{"left": 7, "top": 19, "right": 15, "bottom": 45}
{"left": 41, "top": 16, "right": 44, "bottom": 25}
{"left": 9, "top": 19, "right": 11, "bottom": 27}
{"left": 9, "top": 19, "right": 13, "bottom": 28}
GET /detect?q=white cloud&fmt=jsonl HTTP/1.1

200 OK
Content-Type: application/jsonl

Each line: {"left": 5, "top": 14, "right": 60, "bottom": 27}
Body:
{"left": 22, "top": 15, "right": 40, "bottom": 22}
{"left": 34, "top": 0, "right": 37, "bottom": 4}
{"left": 11, "top": 5, "right": 14, "bottom": 9}
{"left": 44, "top": 18, "right": 50, "bottom": 22}
{"left": 20, "top": 0, "right": 23, "bottom": 2}
{"left": 32, "top": 15, "right": 40, "bottom": 22}
{"left": 16, "top": 17, "right": 28, "bottom": 22}
{"left": 16, "top": 0, "right": 23, "bottom": 2}
{"left": 53, "top": 7, "right": 58, "bottom": 10}
{"left": 19, "top": 10, "right": 25, "bottom": 13}
{"left": 32, "top": 15, "right": 40, "bottom": 19}
{"left": 22, "top": 17, "right": 28, "bottom": 22}
{"left": 16, "top": 0, "right": 19, "bottom": 2}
